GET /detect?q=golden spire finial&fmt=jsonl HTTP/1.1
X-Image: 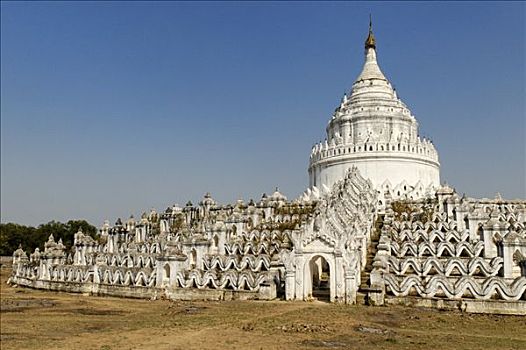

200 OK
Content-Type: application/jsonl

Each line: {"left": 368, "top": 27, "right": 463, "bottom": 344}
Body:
{"left": 365, "top": 14, "right": 376, "bottom": 49}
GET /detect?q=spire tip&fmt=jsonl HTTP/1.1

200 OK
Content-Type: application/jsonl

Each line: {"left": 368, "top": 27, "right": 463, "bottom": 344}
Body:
{"left": 365, "top": 15, "right": 376, "bottom": 49}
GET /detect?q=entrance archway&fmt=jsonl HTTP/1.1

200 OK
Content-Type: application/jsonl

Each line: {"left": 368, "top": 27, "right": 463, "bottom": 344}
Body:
{"left": 190, "top": 248, "right": 197, "bottom": 269}
{"left": 162, "top": 264, "right": 170, "bottom": 287}
{"left": 307, "top": 255, "right": 331, "bottom": 301}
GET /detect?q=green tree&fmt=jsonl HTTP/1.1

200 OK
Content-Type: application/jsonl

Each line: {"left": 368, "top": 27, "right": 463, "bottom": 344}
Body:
{"left": 0, "top": 219, "right": 98, "bottom": 256}
{"left": 0, "top": 223, "right": 36, "bottom": 256}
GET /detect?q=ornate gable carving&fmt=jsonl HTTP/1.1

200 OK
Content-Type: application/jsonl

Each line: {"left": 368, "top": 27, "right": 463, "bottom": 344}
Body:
{"left": 304, "top": 238, "right": 334, "bottom": 253}
{"left": 293, "top": 167, "right": 377, "bottom": 252}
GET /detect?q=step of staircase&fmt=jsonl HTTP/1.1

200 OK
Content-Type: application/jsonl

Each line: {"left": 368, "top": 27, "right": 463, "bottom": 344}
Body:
{"left": 358, "top": 215, "right": 383, "bottom": 298}
{"left": 356, "top": 291, "right": 367, "bottom": 305}
{"left": 313, "top": 286, "right": 331, "bottom": 302}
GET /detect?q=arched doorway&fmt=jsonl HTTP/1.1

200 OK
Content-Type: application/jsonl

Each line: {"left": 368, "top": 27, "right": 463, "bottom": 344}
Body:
{"left": 162, "top": 264, "right": 170, "bottom": 287}
{"left": 308, "top": 256, "right": 331, "bottom": 301}
{"left": 190, "top": 248, "right": 197, "bottom": 269}
{"left": 212, "top": 235, "right": 219, "bottom": 254}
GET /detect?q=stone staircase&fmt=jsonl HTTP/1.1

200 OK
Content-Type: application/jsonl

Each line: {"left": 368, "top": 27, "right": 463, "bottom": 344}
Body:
{"left": 312, "top": 283, "right": 331, "bottom": 302}
{"left": 357, "top": 215, "right": 383, "bottom": 305}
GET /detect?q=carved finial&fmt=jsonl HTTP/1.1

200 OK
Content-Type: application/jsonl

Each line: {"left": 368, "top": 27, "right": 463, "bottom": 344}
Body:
{"left": 365, "top": 14, "right": 376, "bottom": 49}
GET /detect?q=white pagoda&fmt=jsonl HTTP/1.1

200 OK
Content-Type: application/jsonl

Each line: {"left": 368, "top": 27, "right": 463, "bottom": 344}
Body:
{"left": 308, "top": 19, "right": 440, "bottom": 204}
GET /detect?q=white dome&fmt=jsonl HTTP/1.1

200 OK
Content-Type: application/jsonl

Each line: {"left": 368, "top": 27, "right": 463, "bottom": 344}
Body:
{"left": 308, "top": 22, "right": 440, "bottom": 201}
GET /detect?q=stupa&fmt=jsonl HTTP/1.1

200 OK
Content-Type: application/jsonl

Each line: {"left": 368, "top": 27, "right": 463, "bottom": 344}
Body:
{"left": 308, "top": 19, "right": 440, "bottom": 205}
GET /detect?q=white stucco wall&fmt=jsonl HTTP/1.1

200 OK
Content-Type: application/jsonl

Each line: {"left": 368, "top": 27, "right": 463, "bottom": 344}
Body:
{"left": 310, "top": 154, "right": 440, "bottom": 195}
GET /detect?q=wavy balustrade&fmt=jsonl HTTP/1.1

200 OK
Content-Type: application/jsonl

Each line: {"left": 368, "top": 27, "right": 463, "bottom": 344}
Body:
{"left": 203, "top": 254, "right": 271, "bottom": 272}
{"left": 224, "top": 241, "right": 276, "bottom": 256}
{"left": 391, "top": 219, "right": 459, "bottom": 233}
{"left": 384, "top": 274, "right": 526, "bottom": 301}
{"left": 393, "top": 229, "right": 470, "bottom": 244}
{"left": 44, "top": 264, "right": 158, "bottom": 287}
{"left": 389, "top": 241, "right": 484, "bottom": 258}
{"left": 99, "top": 267, "right": 156, "bottom": 287}
{"left": 372, "top": 195, "right": 526, "bottom": 304}
{"left": 89, "top": 253, "right": 158, "bottom": 269}
{"left": 174, "top": 270, "right": 272, "bottom": 291}
{"left": 49, "top": 265, "right": 93, "bottom": 283}
{"left": 386, "top": 256, "right": 503, "bottom": 277}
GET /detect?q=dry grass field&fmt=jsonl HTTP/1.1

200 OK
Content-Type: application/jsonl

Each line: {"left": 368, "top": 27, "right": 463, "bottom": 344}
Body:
{"left": 1, "top": 263, "right": 525, "bottom": 350}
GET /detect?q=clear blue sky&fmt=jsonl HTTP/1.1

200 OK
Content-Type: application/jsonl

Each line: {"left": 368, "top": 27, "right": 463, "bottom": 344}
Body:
{"left": 1, "top": 1, "right": 525, "bottom": 227}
